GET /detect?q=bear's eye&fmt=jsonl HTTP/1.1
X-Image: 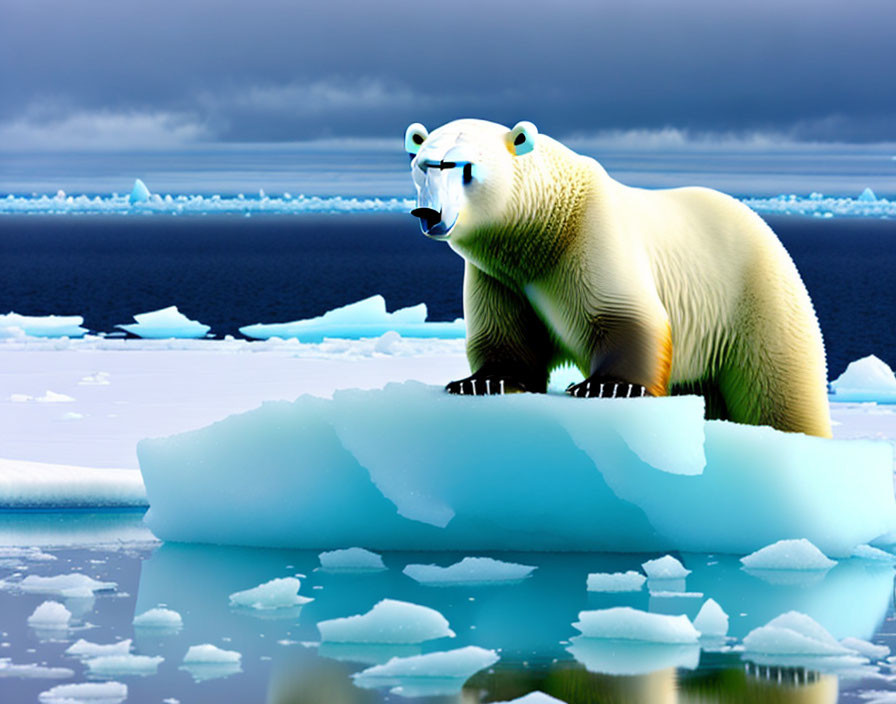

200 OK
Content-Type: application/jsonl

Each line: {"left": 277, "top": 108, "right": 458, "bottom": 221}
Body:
{"left": 514, "top": 133, "right": 526, "bottom": 146}
{"left": 463, "top": 163, "right": 473, "bottom": 185}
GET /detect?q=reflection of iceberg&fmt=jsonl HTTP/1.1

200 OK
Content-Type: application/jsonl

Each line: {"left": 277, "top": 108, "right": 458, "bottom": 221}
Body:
{"left": 830, "top": 355, "right": 896, "bottom": 403}
{"left": 138, "top": 382, "right": 895, "bottom": 555}
{"left": 567, "top": 636, "right": 700, "bottom": 676}
{"left": 117, "top": 306, "right": 210, "bottom": 339}
{"left": 239, "top": 296, "right": 464, "bottom": 342}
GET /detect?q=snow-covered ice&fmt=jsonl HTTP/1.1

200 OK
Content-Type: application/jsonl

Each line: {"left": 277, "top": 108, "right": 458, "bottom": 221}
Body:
{"left": 85, "top": 654, "right": 164, "bottom": 677}
{"left": 133, "top": 607, "right": 182, "bottom": 629}
{"left": 17, "top": 573, "right": 116, "bottom": 597}
{"left": 694, "top": 598, "right": 729, "bottom": 637}
{"left": 66, "top": 639, "right": 132, "bottom": 658}
{"left": 572, "top": 607, "right": 699, "bottom": 643}
{"left": 239, "top": 295, "right": 465, "bottom": 342}
{"left": 318, "top": 547, "right": 385, "bottom": 571}
{"left": 228, "top": 577, "right": 313, "bottom": 610}
{"left": 586, "top": 571, "right": 645, "bottom": 592}
{"left": 0, "top": 312, "right": 87, "bottom": 338}
{"left": 117, "top": 306, "right": 210, "bottom": 339}
{"left": 641, "top": 555, "right": 691, "bottom": 579}
{"left": 0, "top": 659, "right": 74, "bottom": 679}
{"left": 317, "top": 599, "right": 455, "bottom": 643}
{"left": 830, "top": 355, "right": 896, "bottom": 403}
{"left": 38, "top": 682, "right": 127, "bottom": 704}
{"left": 742, "top": 190, "right": 896, "bottom": 218}
{"left": 28, "top": 601, "right": 72, "bottom": 627}
{"left": 0, "top": 546, "right": 56, "bottom": 562}
{"left": 352, "top": 645, "right": 499, "bottom": 687}
{"left": 0, "top": 459, "right": 146, "bottom": 509}
{"left": 403, "top": 557, "right": 537, "bottom": 585}
{"left": 853, "top": 544, "right": 896, "bottom": 561}
{"left": 740, "top": 538, "right": 837, "bottom": 570}
{"left": 743, "top": 611, "right": 854, "bottom": 656}
{"left": 182, "top": 644, "right": 241, "bottom": 663}
{"left": 840, "top": 637, "right": 890, "bottom": 660}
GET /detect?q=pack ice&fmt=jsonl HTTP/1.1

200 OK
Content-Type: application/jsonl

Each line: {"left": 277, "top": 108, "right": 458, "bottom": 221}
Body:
{"left": 239, "top": 295, "right": 464, "bottom": 342}
{"left": 137, "top": 381, "right": 896, "bottom": 555}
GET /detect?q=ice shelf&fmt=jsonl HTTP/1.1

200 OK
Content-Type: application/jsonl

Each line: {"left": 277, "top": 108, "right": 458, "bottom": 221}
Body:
{"left": 137, "top": 381, "right": 896, "bottom": 555}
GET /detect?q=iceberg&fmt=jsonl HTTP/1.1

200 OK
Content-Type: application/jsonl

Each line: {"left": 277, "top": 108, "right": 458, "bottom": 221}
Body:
{"left": 28, "top": 601, "right": 71, "bottom": 627}
{"left": 694, "top": 598, "right": 729, "bottom": 637}
{"left": 351, "top": 645, "right": 499, "bottom": 690}
{"left": 493, "top": 694, "right": 568, "bottom": 704}
{"left": 572, "top": 607, "right": 699, "bottom": 643}
{"left": 743, "top": 611, "right": 854, "bottom": 656}
{"left": 66, "top": 639, "right": 132, "bottom": 658}
{"left": 85, "top": 654, "right": 163, "bottom": 677}
{"left": 228, "top": 577, "right": 312, "bottom": 610}
{"left": 641, "top": 555, "right": 691, "bottom": 579}
{"left": 586, "top": 571, "right": 645, "bottom": 592}
{"left": 38, "top": 682, "right": 127, "bottom": 704}
{"left": 133, "top": 607, "right": 182, "bottom": 630}
{"left": 239, "top": 295, "right": 465, "bottom": 342}
{"left": 830, "top": 355, "right": 896, "bottom": 403}
{"left": 0, "top": 312, "right": 87, "bottom": 338}
{"left": 182, "top": 644, "right": 241, "bottom": 663}
{"left": 137, "top": 381, "right": 896, "bottom": 555}
{"left": 403, "top": 557, "right": 537, "bottom": 585}
{"left": 840, "top": 636, "right": 889, "bottom": 660}
{"left": 317, "top": 599, "right": 454, "bottom": 643}
{"left": 318, "top": 547, "right": 385, "bottom": 571}
{"left": 128, "top": 178, "right": 151, "bottom": 204}
{"left": 16, "top": 573, "right": 116, "bottom": 596}
{"left": 852, "top": 544, "right": 896, "bottom": 561}
{"left": 740, "top": 538, "right": 836, "bottom": 571}
{"left": 0, "top": 660, "right": 74, "bottom": 679}
{"left": 116, "top": 306, "right": 210, "bottom": 339}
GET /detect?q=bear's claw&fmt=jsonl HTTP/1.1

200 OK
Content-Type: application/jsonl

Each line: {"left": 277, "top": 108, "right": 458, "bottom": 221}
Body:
{"left": 565, "top": 380, "right": 649, "bottom": 398}
{"left": 446, "top": 375, "right": 528, "bottom": 395}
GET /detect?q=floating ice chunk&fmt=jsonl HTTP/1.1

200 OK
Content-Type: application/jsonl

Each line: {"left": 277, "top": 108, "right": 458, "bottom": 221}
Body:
{"left": 830, "top": 356, "right": 896, "bottom": 403}
{"left": 79, "top": 372, "right": 111, "bottom": 386}
{"left": 0, "top": 659, "right": 74, "bottom": 679}
{"left": 586, "top": 571, "right": 645, "bottom": 592}
{"left": 183, "top": 644, "right": 241, "bottom": 663}
{"left": 85, "top": 654, "right": 163, "bottom": 677}
{"left": 694, "top": 598, "right": 729, "bottom": 637}
{"left": 852, "top": 544, "right": 896, "bottom": 561}
{"left": 19, "top": 573, "right": 116, "bottom": 596}
{"left": 840, "top": 637, "right": 889, "bottom": 660}
{"left": 352, "top": 645, "right": 499, "bottom": 688}
{"left": 492, "top": 694, "right": 568, "bottom": 704}
{"left": 36, "top": 391, "right": 75, "bottom": 403}
{"left": 318, "top": 599, "right": 455, "bottom": 644}
{"left": 239, "top": 296, "right": 465, "bottom": 342}
{"left": 66, "top": 639, "right": 132, "bottom": 658}
{"left": 743, "top": 192, "right": 896, "bottom": 219}
{"left": 403, "top": 557, "right": 536, "bottom": 585}
{"left": 0, "top": 312, "right": 87, "bottom": 339}
{"left": 743, "top": 611, "right": 852, "bottom": 655}
{"left": 859, "top": 187, "right": 878, "bottom": 202}
{"left": 133, "top": 607, "right": 182, "bottom": 629}
{"left": 319, "top": 547, "right": 385, "bottom": 571}
{"left": 649, "top": 590, "right": 703, "bottom": 598}
{"left": 573, "top": 607, "right": 699, "bottom": 644}
{"left": 117, "top": 306, "right": 210, "bottom": 339}
{"left": 0, "top": 547, "right": 56, "bottom": 562}
{"left": 741, "top": 539, "right": 836, "bottom": 570}
{"left": 642, "top": 555, "right": 690, "bottom": 579}
{"left": 129, "top": 179, "right": 151, "bottom": 204}
{"left": 228, "top": 577, "right": 312, "bottom": 610}
{"left": 28, "top": 601, "right": 71, "bottom": 627}
{"left": 38, "top": 681, "right": 127, "bottom": 704}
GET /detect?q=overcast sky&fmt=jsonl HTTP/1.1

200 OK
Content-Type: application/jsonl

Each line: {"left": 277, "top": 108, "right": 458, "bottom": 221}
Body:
{"left": 2, "top": 0, "right": 895, "bottom": 149}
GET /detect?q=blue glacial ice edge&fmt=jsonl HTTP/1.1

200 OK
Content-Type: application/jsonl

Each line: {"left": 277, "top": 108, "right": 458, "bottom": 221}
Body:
{"left": 1, "top": 185, "right": 894, "bottom": 217}
{"left": 136, "top": 381, "right": 896, "bottom": 556}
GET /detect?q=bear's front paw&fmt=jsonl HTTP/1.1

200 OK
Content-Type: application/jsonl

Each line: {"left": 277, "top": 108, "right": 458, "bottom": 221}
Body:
{"left": 565, "top": 379, "right": 649, "bottom": 398}
{"left": 446, "top": 375, "right": 529, "bottom": 395}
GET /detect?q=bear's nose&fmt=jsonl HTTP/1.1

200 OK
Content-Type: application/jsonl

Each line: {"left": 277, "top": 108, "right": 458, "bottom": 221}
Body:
{"left": 411, "top": 207, "right": 442, "bottom": 232}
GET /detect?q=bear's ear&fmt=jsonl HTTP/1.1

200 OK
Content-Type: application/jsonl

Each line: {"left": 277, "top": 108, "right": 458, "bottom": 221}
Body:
{"left": 506, "top": 121, "right": 538, "bottom": 156}
{"left": 405, "top": 123, "right": 429, "bottom": 156}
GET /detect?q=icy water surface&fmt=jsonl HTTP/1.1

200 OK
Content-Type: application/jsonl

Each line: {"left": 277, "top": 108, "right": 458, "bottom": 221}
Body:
{"left": 1, "top": 512, "right": 895, "bottom": 703}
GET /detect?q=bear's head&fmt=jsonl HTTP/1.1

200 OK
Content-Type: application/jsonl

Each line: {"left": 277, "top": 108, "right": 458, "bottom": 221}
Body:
{"left": 405, "top": 118, "right": 538, "bottom": 242}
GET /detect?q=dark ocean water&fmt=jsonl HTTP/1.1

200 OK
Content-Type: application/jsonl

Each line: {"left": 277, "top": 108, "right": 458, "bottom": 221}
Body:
{"left": 0, "top": 213, "right": 893, "bottom": 377}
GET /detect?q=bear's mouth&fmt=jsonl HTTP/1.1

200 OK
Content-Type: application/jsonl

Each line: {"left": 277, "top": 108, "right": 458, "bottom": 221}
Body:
{"left": 411, "top": 207, "right": 456, "bottom": 240}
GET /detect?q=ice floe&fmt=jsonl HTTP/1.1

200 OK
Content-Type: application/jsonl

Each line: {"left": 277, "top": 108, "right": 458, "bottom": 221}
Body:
{"left": 228, "top": 577, "right": 313, "bottom": 610}
{"left": 116, "top": 306, "right": 210, "bottom": 339}
{"left": 28, "top": 601, "right": 72, "bottom": 628}
{"left": 239, "top": 295, "right": 464, "bottom": 342}
{"left": 133, "top": 607, "right": 182, "bottom": 629}
{"left": 318, "top": 547, "right": 385, "bottom": 571}
{"left": 586, "top": 571, "right": 645, "bottom": 592}
{"left": 572, "top": 607, "right": 699, "bottom": 643}
{"left": 743, "top": 611, "right": 854, "bottom": 656}
{"left": 66, "top": 639, "right": 132, "bottom": 658}
{"left": 840, "top": 637, "right": 890, "bottom": 660}
{"left": 740, "top": 538, "right": 836, "bottom": 570}
{"left": 852, "top": 544, "right": 896, "bottom": 561}
{"left": 694, "top": 598, "right": 729, "bottom": 637}
{"left": 352, "top": 645, "right": 499, "bottom": 691}
{"left": 85, "top": 654, "right": 163, "bottom": 677}
{"left": 830, "top": 355, "right": 896, "bottom": 403}
{"left": 0, "top": 659, "right": 74, "bottom": 679}
{"left": 182, "top": 644, "right": 241, "bottom": 663}
{"left": 641, "top": 555, "right": 691, "bottom": 579}
{"left": 403, "top": 557, "right": 537, "bottom": 585}
{"left": 742, "top": 190, "right": 896, "bottom": 218}
{"left": 317, "top": 599, "right": 454, "bottom": 643}
{"left": 38, "top": 681, "right": 127, "bottom": 704}
{"left": 0, "top": 312, "right": 87, "bottom": 339}
{"left": 137, "top": 382, "right": 896, "bottom": 555}
{"left": 16, "top": 573, "right": 116, "bottom": 597}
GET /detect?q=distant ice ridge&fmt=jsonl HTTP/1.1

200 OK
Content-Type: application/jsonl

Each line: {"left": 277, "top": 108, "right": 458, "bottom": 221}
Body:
{"left": 743, "top": 189, "right": 896, "bottom": 218}
{"left": 137, "top": 381, "right": 896, "bottom": 555}
{"left": 830, "top": 355, "right": 896, "bottom": 403}
{"left": 240, "top": 296, "right": 465, "bottom": 342}
{"left": 117, "top": 306, "right": 210, "bottom": 339}
{"left": 0, "top": 312, "right": 87, "bottom": 339}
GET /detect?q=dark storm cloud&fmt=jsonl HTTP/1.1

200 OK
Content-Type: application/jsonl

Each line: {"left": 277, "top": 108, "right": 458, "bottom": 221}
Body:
{"left": 1, "top": 0, "right": 894, "bottom": 146}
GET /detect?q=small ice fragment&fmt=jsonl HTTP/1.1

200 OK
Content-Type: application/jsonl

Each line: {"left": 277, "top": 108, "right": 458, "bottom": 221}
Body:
{"left": 317, "top": 599, "right": 455, "bottom": 644}
{"left": 228, "top": 577, "right": 312, "bottom": 610}
{"left": 28, "top": 601, "right": 71, "bottom": 627}
{"left": 572, "top": 607, "right": 699, "bottom": 644}
{"left": 0, "top": 660, "right": 74, "bottom": 678}
{"left": 182, "top": 644, "right": 241, "bottom": 663}
{"left": 133, "top": 607, "right": 182, "bottom": 629}
{"left": 694, "top": 598, "right": 729, "bottom": 637}
{"left": 403, "top": 557, "right": 536, "bottom": 585}
{"left": 39, "top": 681, "right": 127, "bottom": 704}
{"left": 586, "top": 571, "right": 645, "bottom": 592}
{"left": 641, "top": 555, "right": 691, "bottom": 579}
{"left": 129, "top": 179, "right": 151, "bottom": 204}
{"left": 20, "top": 573, "right": 116, "bottom": 595}
{"left": 840, "top": 637, "right": 889, "bottom": 660}
{"left": 743, "top": 611, "right": 850, "bottom": 655}
{"left": 740, "top": 538, "right": 836, "bottom": 570}
{"left": 319, "top": 547, "right": 385, "bottom": 571}
{"left": 36, "top": 391, "right": 75, "bottom": 404}
{"left": 85, "top": 654, "right": 163, "bottom": 677}
{"left": 79, "top": 372, "right": 111, "bottom": 386}
{"left": 352, "top": 645, "right": 499, "bottom": 683}
{"left": 852, "top": 544, "right": 896, "bottom": 561}
{"left": 66, "top": 639, "right": 132, "bottom": 658}
{"left": 492, "top": 693, "right": 568, "bottom": 704}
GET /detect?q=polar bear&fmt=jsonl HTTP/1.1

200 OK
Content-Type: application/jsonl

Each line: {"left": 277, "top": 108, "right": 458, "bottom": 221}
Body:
{"left": 405, "top": 118, "right": 832, "bottom": 438}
